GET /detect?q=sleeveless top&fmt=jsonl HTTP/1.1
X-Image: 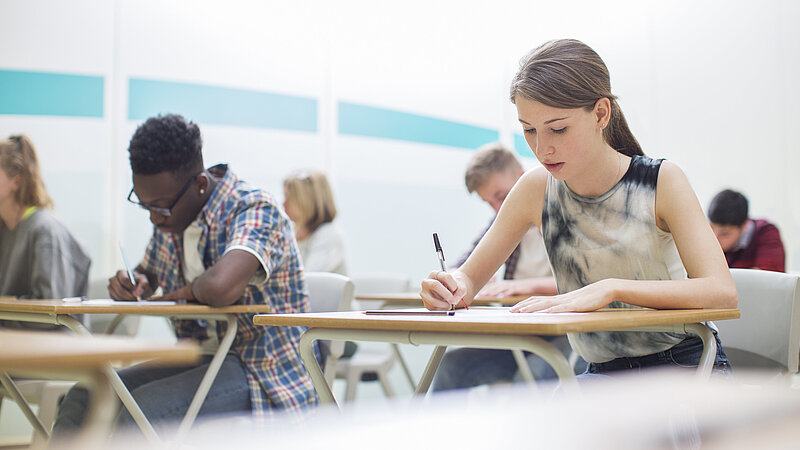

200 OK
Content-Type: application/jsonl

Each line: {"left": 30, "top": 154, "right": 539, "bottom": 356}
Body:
{"left": 541, "top": 155, "right": 687, "bottom": 363}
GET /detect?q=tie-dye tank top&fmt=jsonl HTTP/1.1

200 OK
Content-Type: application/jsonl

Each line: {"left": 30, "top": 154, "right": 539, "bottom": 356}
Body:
{"left": 541, "top": 155, "right": 687, "bottom": 363}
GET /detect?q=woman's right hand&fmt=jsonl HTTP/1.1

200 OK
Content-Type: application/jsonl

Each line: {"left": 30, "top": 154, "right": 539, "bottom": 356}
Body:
{"left": 420, "top": 270, "right": 470, "bottom": 310}
{"left": 107, "top": 270, "right": 152, "bottom": 301}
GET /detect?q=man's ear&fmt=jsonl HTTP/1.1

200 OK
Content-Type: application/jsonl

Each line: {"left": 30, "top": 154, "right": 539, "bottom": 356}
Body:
{"left": 196, "top": 172, "right": 210, "bottom": 195}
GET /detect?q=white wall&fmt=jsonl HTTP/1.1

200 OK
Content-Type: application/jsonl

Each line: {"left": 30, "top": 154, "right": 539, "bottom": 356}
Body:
{"left": 1, "top": 0, "right": 799, "bottom": 288}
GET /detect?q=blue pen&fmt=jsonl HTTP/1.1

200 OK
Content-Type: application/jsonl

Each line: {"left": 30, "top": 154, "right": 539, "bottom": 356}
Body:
{"left": 119, "top": 241, "right": 142, "bottom": 302}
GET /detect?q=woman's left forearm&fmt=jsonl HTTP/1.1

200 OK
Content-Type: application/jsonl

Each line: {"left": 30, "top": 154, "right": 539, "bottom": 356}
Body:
{"left": 608, "top": 277, "right": 737, "bottom": 310}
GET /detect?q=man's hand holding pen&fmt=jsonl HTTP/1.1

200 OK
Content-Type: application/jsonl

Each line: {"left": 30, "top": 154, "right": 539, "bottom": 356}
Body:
{"left": 108, "top": 269, "right": 152, "bottom": 301}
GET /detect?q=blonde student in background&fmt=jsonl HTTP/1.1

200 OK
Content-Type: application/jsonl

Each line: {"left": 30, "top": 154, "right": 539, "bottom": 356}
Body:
{"left": 283, "top": 170, "right": 347, "bottom": 276}
{"left": 0, "top": 135, "right": 90, "bottom": 305}
{"left": 421, "top": 39, "right": 736, "bottom": 378}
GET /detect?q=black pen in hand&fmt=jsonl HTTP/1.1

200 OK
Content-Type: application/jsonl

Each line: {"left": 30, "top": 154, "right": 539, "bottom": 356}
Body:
{"left": 432, "top": 233, "right": 467, "bottom": 310}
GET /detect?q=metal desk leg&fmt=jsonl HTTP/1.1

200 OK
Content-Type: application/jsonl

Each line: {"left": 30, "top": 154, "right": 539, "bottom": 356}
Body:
{"left": 685, "top": 323, "right": 717, "bottom": 380}
{"left": 414, "top": 346, "right": 446, "bottom": 395}
{"left": 0, "top": 372, "right": 50, "bottom": 439}
{"left": 295, "top": 328, "right": 581, "bottom": 407}
{"left": 391, "top": 343, "right": 417, "bottom": 390}
{"left": 628, "top": 323, "right": 717, "bottom": 380}
{"left": 409, "top": 332, "right": 577, "bottom": 394}
{"left": 103, "top": 314, "right": 126, "bottom": 335}
{"left": 175, "top": 315, "right": 238, "bottom": 441}
{"left": 56, "top": 314, "right": 161, "bottom": 444}
{"left": 512, "top": 349, "right": 536, "bottom": 383}
{"left": 299, "top": 328, "right": 338, "bottom": 406}
{"left": 75, "top": 371, "right": 116, "bottom": 450}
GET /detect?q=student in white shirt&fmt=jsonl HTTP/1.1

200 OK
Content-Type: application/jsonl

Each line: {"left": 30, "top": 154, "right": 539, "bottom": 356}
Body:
{"left": 283, "top": 170, "right": 347, "bottom": 275}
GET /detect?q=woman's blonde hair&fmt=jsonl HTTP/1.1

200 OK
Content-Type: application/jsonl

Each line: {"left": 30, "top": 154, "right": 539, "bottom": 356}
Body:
{"left": 510, "top": 39, "right": 643, "bottom": 157}
{"left": 283, "top": 170, "right": 337, "bottom": 233}
{"left": 0, "top": 135, "right": 53, "bottom": 208}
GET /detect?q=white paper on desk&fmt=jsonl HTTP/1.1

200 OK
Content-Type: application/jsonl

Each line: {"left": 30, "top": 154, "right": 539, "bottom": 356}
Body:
{"left": 80, "top": 299, "right": 176, "bottom": 306}
{"left": 453, "top": 308, "right": 585, "bottom": 317}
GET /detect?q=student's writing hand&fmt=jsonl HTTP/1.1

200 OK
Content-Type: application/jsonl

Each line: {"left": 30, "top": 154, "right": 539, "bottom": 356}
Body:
{"left": 510, "top": 279, "right": 615, "bottom": 313}
{"left": 420, "top": 270, "right": 469, "bottom": 310}
{"left": 108, "top": 270, "right": 152, "bottom": 301}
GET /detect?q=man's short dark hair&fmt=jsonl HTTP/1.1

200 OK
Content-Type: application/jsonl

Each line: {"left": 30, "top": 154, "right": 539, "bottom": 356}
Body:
{"left": 128, "top": 114, "right": 203, "bottom": 175}
{"left": 708, "top": 189, "right": 749, "bottom": 226}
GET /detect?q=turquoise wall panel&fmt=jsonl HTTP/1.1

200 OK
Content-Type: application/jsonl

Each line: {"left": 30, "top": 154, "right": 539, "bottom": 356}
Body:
{"left": 0, "top": 70, "right": 103, "bottom": 117}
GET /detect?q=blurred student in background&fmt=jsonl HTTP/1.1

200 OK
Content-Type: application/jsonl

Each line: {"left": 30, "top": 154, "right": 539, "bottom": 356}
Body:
{"left": 456, "top": 142, "right": 555, "bottom": 297}
{"left": 708, "top": 189, "right": 785, "bottom": 272}
{"left": 0, "top": 135, "right": 90, "bottom": 303}
{"left": 283, "top": 170, "right": 347, "bottom": 275}
{"left": 433, "top": 143, "right": 584, "bottom": 391}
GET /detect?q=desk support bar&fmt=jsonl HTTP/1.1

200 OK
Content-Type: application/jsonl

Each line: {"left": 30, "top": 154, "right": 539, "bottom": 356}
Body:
{"left": 175, "top": 314, "right": 237, "bottom": 441}
{"left": 624, "top": 323, "right": 717, "bottom": 380}
{"left": 298, "top": 328, "right": 580, "bottom": 406}
{"left": 390, "top": 344, "right": 416, "bottom": 390}
{"left": 0, "top": 372, "right": 50, "bottom": 439}
{"left": 408, "top": 331, "right": 578, "bottom": 394}
{"left": 55, "top": 314, "right": 161, "bottom": 445}
{"left": 299, "top": 329, "right": 336, "bottom": 406}
{"left": 416, "top": 346, "right": 446, "bottom": 395}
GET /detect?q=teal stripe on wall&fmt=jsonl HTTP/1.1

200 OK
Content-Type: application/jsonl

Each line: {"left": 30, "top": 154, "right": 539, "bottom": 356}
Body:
{"left": 0, "top": 70, "right": 104, "bottom": 117}
{"left": 128, "top": 78, "right": 317, "bottom": 132}
{"left": 339, "top": 102, "right": 498, "bottom": 149}
{"left": 514, "top": 133, "right": 534, "bottom": 158}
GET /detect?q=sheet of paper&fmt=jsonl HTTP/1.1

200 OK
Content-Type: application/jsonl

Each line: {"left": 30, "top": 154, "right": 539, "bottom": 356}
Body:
{"left": 79, "top": 299, "right": 176, "bottom": 306}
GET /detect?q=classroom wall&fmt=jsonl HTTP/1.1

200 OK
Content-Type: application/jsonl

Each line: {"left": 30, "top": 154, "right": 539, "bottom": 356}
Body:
{"left": 1, "top": 0, "right": 799, "bottom": 288}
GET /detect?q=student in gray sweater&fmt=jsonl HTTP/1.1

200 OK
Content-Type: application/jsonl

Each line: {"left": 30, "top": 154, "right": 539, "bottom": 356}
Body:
{"left": 0, "top": 135, "right": 90, "bottom": 302}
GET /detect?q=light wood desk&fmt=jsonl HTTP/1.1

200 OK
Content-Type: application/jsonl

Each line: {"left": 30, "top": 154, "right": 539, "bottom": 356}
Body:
{"left": 254, "top": 307, "right": 740, "bottom": 406}
{"left": 0, "top": 298, "right": 272, "bottom": 444}
{"left": 353, "top": 293, "right": 532, "bottom": 385}
{"left": 0, "top": 329, "right": 199, "bottom": 448}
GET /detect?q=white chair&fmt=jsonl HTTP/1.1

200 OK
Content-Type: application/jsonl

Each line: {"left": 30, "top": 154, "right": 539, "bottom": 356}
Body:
{"left": 716, "top": 269, "right": 800, "bottom": 377}
{"left": 336, "top": 273, "right": 415, "bottom": 401}
{"left": 304, "top": 272, "right": 355, "bottom": 387}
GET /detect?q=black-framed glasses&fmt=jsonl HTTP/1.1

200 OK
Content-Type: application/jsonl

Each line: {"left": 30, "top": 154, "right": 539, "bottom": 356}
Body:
{"left": 127, "top": 173, "right": 201, "bottom": 217}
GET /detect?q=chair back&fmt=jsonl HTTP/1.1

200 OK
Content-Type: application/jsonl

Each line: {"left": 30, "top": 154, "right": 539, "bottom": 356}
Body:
{"left": 305, "top": 272, "right": 355, "bottom": 312}
{"left": 716, "top": 269, "right": 800, "bottom": 374}
{"left": 304, "top": 272, "right": 354, "bottom": 383}
{"left": 351, "top": 272, "right": 412, "bottom": 309}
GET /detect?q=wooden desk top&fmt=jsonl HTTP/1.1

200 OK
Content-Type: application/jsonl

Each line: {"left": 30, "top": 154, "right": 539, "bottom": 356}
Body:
{"left": 0, "top": 329, "right": 200, "bottom": 371}
{"left": 254, "top": 307, "right": 740, "bottom": 336}
{"left": 355, "top": 292, "right": 528, "bottom": 306}
{"left": 0, "top": 298, "right": 273, "bottom": 315}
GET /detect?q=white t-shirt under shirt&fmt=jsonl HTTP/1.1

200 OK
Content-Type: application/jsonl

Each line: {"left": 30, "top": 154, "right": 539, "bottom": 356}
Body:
{"left": 512, "top": 227, "right": 553, "bottom": 280}
{"left": 183, "top": 220, "right": 220, "bottom": 354}
{"left": 296, "top": 221, "right": 347, "bottom": 275}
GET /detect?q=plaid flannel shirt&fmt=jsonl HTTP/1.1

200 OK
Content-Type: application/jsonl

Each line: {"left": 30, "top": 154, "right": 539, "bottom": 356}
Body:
{"left": 139, "top": 164, "right": 317, "bottom": 415}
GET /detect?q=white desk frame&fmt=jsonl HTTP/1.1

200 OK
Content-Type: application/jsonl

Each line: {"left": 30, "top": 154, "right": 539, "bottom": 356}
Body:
{"left": 255, "top": 308, "right": 730, "bottom": 407}
{"left": 0, "top": 311, "right": 236, "bottom": 445}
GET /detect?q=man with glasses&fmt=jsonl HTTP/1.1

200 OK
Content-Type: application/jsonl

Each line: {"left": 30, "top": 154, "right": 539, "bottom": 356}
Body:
{"left": 53, "top": 114, "right": 317, "bottom": 436}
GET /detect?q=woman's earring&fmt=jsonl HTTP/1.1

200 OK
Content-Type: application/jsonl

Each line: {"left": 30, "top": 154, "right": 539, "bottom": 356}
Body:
{"left": 200, "top": 188, "right": 205, "bottom": 195}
